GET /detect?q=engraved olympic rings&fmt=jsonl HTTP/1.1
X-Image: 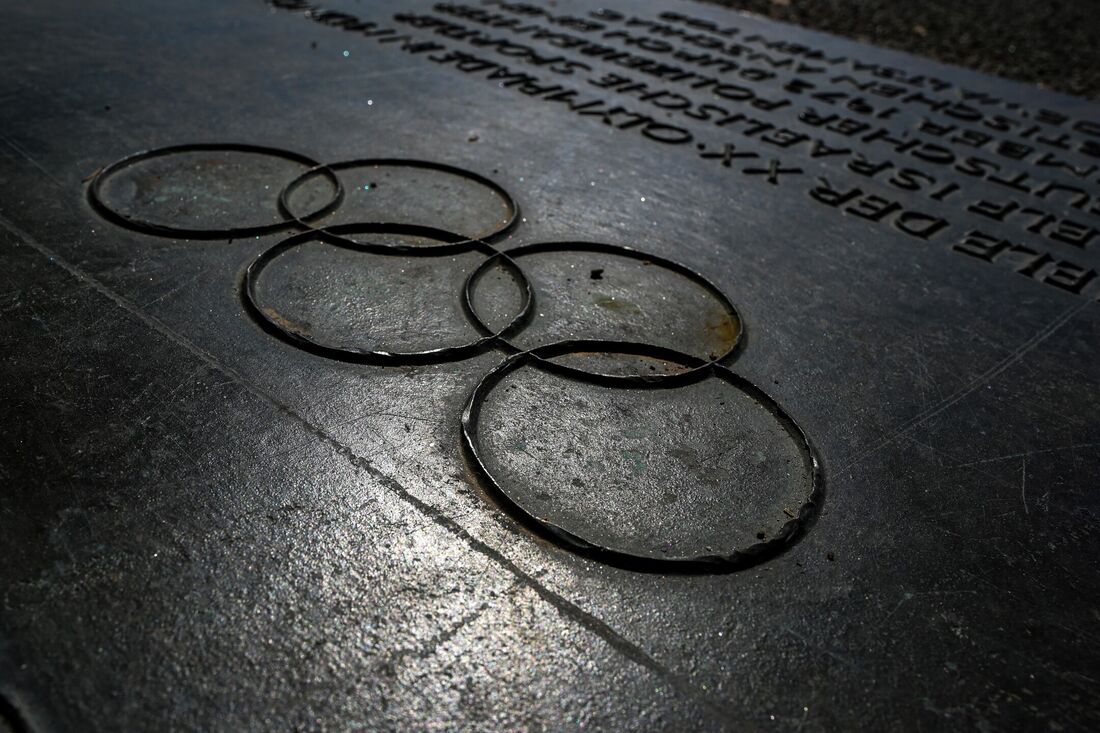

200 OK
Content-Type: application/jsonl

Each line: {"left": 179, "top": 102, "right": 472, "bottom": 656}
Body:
{"left": 87, "top": 142, "right": 822, "bottom": 571}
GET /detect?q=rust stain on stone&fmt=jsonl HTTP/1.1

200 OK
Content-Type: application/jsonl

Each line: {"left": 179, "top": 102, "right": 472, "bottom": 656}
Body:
{"left": 262, "top": 306, "right": 311, "bottom": 338}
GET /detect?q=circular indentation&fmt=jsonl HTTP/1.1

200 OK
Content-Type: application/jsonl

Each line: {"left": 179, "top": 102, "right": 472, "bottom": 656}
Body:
{"left": 462, "top": 341, "right": 820, "bottom": 569}
{"left": 280, "top": 158, "right": 519, "bottom": 243}
{"left": 464, "top": 242, "right": 742, "bottom": 382}
{"left": 88, "top": 143, "right": 342, "bottom": 239}
{"left": 243, "top": 223, "right": 532, "bottom": 364}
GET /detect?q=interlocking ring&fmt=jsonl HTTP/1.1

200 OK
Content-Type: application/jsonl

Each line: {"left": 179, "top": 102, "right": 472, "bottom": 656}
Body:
{"left": 461, "top": 340, "right": 822, "bottom": 570}
{"left": 463, "top": 241, "right": 743, "bottom": 383}
{"left": 278, "top": 158, "right": 520, "bottom": 244}
{"left": 243, "top": 222, "right": 532, "bottom": 365}
{"left": 87, "top": 143, "right": 343, "bottom": 239}
{"left": 87, "top": 143, "right": 823, "bottom": 572}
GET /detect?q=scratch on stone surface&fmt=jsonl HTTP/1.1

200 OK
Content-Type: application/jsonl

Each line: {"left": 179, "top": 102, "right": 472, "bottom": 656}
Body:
{"left": 128, "top": 374, "right": 161, "bottom": 407}
{"left": 329, "top": 409, "right": 432, "bottom": 433}
{"left": 1, "top": 134, "right": 64, "bottom": 189}
{"left": 279, "top": 64, "right": 426, "bottom": 85}
{"left": 951, "top": 442, "right": 1100, "bottom": 468}
{"left": 839, "top": 300, "right": 1094, "bottom": 474}
{"left": 166, "top": 363, "right": 207, "bottom": 400}
{"left": 881, "top": 594, "right": 910, "bottom": 623}
{"left": 1, "top": 272, "right": 61, "bottom": 350}
{"left": 905, "top": 434, "right": 1098, "bottom": 522}
{"left": 960, "top": 567, "right": 1100, "bottom": 653}
{"left": 397, "top": 581, "right": 523, "bottom": 664}
{"left": 782, "top": 625, "right": 859, "bottom": 671}
{"left": 410, "top": 603, "right": 489, "bottom": 660}
{"left": 1020, "top": 456, "right": 1028, "bottom": 515}
{"left": 903, "top": 434, "right": 1019, "bottom": 499}
{"left": 139, "top": 273, "right": 200, "bottom": 309}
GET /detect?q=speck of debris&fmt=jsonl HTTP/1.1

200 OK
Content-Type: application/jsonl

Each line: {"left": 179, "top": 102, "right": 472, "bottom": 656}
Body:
{"left": 589, "top": 268, "right": 604, "bottom": 280}
{"left": 827, "top": 551, "right": 836, "bottom": 561}
{"left": 756, "top": 531, "right": 766, "bottom": 540}
{"left": 468, "top": 133, "right": 480, "bottom": 143}
{"left": 310, "top": 41, "right": 317, "bottom": 49}
{"left": 103, "top": 105, "right": 111, "bottom": 111}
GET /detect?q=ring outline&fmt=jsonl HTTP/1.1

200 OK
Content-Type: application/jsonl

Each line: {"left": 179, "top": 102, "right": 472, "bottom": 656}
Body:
{"left": 242, "top": 222, "right": 534, "bottom": 365}
{"left": 463, "top": 241, "right": 745, "bottom": 383}
{"left": 87, "top": 143, "right": 344, "bottom": 239}
{"left": 460, "top": 339, "right": 823, "bottom": 571}
{"left": 278, "top": 157, "right": 520, "bottom": 246}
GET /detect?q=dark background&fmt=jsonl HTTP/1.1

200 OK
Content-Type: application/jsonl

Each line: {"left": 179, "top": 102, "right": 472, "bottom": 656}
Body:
{"left": 703, "top": 0, "right": 1100, "bottom": 99}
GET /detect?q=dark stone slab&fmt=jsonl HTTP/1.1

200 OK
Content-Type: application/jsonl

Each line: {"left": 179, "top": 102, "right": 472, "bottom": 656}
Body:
{"left": 0, "top": 0, "right": 1098, "bottom": 730}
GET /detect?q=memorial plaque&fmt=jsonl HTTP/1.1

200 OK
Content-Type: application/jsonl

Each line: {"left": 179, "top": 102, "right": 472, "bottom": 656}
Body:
{"left": 0, "top": 0, "right": 1098, "bottom": 730}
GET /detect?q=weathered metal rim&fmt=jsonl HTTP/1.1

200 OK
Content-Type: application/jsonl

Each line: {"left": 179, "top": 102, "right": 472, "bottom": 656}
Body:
{"left": 460, "top": 339, "right": 823, "bottom": 573}
{"left": 241, "top": 222, "right": 534, "bottom": 365}
{"left": 88, "top": 142, "right": 343, "bottom": 239}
